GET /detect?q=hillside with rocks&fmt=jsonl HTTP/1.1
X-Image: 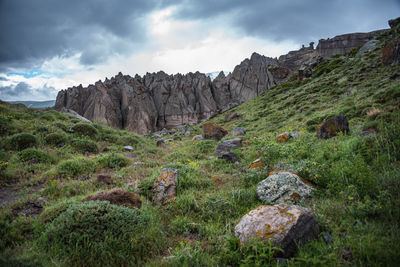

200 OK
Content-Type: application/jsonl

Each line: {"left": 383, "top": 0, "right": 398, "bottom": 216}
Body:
{"left": 55, "top": 30, "right": 381, "bottom": 135}
{"left": 0, "top": 18, "right": 400, "bottom": 266}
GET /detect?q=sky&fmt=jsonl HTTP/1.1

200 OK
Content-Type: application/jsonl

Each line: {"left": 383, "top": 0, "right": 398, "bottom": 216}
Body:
{"left": 0, "top": 0, "right": 399, "bottom": 101}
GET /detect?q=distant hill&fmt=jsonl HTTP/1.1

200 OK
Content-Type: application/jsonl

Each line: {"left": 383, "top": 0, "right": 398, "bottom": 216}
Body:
{"left": 9, "top": 100, "right": 55, "bottom": 108}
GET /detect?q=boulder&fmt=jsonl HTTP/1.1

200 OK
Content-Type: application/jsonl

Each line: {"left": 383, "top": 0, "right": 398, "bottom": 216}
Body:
{"left": 356, "top": 40, "right": 379, "bottom": 56}
{"left": 234, "top": 204, "right": 319, "bottom": 257}
{"left": 156, "top": 140, "right": 166, "bottom": 148}
{"left": 232, "top": 127, "right": 246, "bottom": 136}
{"left": 388, "top": 17, "right": 400, "bottom": 28}
{"left": 215, "top": 138, "right": 242, "bottom": 163}
{"left": 97, "top": 174, "right": 112, "bottom": 184}
{"left": 202, "top": 123, "right": 228, "bottom": 141}
{"left": 82, "top": 188, "right": 142, "bottom": 209}
{"left": 192, "top": 135, "right": 203, "bottom": 142}
{"left": 382, "top": 40, "right": 400, "bottom": 65}
{"left": 225, "top": 112, "right": 242, "bottom": 121}
{"left": 134, "top": 161, "right": 145, "bottom": 168}
{"left": 249, "top": 158, "right": 264, "bottom": 170}
{"left": 153, "top": 168, "right": 178, "bottom": 205}
{"left": 124, "top": 145, "right": 134, "bottom": 151}
{"left": 256, "top": 171, "right": 314, "bottom": 204}
{"left": 125, "top": 153, "right": 138, "bottom": 158}
{"left": 277, "top": 132, "right": 290, "bottom": 143}
{"left": 317, "top": 115, "right": 349, "bottom": 139}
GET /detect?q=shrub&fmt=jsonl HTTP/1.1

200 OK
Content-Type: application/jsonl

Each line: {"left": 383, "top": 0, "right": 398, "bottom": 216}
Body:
{"left": 17, "top": 148, "right": 53, "bottom": 164}
{"left": 71, "top": 139, "right": 99, "bottom": 154}
{"left": 8, "top": 132, "right": 37, "bottom": 150}
{"left": 35, "top": 125, "right": 49, "bottom": 133}
{"left": 38, "top": 201, "right": 165, "bottom": 266}
{"left": 56, "top": 157, "right": 95, "bottom": 177}
{"left": 96, "top": 153, "right": 128, "bottom": 169}
{"left": 45, "top": 132, "right": 67, "bottom": 147}
{"left": 71, "top": 123, "right": 98, "bottom": 138}
{"left": 52, "top": 122, "right": 69, "bottom": 132}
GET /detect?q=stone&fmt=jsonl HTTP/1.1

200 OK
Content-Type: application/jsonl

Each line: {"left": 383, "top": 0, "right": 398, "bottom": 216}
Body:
{"left": 82, "top": 188, "right": 142, "bottom": 209}
{"left": 356, "top": 40, "right": 379, "bottom": 56}
{"left": 256, "top": 171, "right": 314, "bottom": 204}
{"left": 215, "top": 138, "right": 242, "bottom": 163}
{"left": 125, "top": 153, "right": 138, "bottom": 158}
{"left": 192, "top": 135, "right": 203, "bottom": 142}
{"left": 276, "top": 132, "right": 290, "bottom": 143}
{"left": 388, "top": 17, "right": 400, "bottom": 28}
{"left": 234, "top": 204, "right": 319, "bottom": 257}
{"left": 81, "top": 174, "right": 90, "bottom": 180}
{"left": 232, "top": 127, "right": 246, "bottom": 136}
{"left": 225, "top": 112, "right": 242, "bottom": 121}
{"left": 134, "top": 161, "right": 145, "bottom": 168}
{"left": 124, "top": 145, "right": 133, "bottom": 151}
{"left": 202, "top": 123, "right": 228, "bottom": 141}
{"left": 156, "top": 140, "right": 166, "bottom": 148}
{"left": 60, "top": 108, "right": 92, "bottom": 123}
{"left": 317, "top": 115, "right": 349, "bottom": 139}
{"left": 153, "top": 168, "right": 178, "bottom": 205}
{"left": 249, "top": 158, "right": 264, "bottom": 170}
{"left": 382, "top": 40, "right": 400, "bottom": 65}
{"left": 97, "top": 174, "right": 112, "bottom": 184}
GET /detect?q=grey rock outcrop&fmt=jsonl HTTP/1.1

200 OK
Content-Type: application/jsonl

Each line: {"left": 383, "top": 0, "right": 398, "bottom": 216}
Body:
{"left": 215, "top": 138, "right": 241, "bottom": 162}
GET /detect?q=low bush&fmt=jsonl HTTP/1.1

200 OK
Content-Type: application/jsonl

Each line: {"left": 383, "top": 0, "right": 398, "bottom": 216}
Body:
{"left": 56, "top": 157, "right": 95, "bottom": 177}
{"left": 8, "top": 132, "right": 38, "bottom": 150}
{"left": 71, "top": 123, "right": 98, "bottom": 138}
{"left": 96, "top": 153, "right": 128, "bottom": 169}
{"left": 71, "top": 139, "right": 99, "bottom": 154}
{"left": 17, "top": 148, "right": 53, "bottom": 164}
{"left": 45, "top": 132, "right": 67, "bottom": 147}
{"left": 38, "top": 201, "right": 165, "bottom": 266}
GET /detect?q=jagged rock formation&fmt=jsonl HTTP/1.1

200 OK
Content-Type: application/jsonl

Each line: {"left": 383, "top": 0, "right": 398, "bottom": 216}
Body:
{"left": 316, "top": 30, "right": 383, "bottom": 58}
{"left": 55, "top": 29, "right": 384, "bottom": 134}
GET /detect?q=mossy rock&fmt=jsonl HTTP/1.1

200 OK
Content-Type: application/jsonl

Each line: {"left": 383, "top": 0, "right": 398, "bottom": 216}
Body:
{"left": 71, "top": 123, "right": 98, "bottom": 138}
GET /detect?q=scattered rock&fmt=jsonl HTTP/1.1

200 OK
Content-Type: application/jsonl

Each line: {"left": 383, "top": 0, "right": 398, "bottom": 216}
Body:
{"left": 232, "top": 127, "right": 246, "bottom": 136}
{"left": 13, "top": 197, "right": 47, "bottom": 217}
{"left": 192, "top": 135, "right": 203, "bottom": 142}
{"left": 153, "top": 168, "right": 178, "bottom": 205}
{"left": 81, "top": 174, "right": 90, "bottom": 180}
{"left": 215, "top": 138, "right": 242, "bottom": 163}
{"left": 124, "top": 145, "right": 134, "bottom": 151}
{"left": 234, "top": 204, "right": 319, "bottom": 257}
{"left": 156, "top": 140, "right": 166, "bottom": 148}
{"left": 164, "top": 138, "right": 174, "bottom": 142}
{"left": 27, "top": 158, "right": 39, "bottom": 165}
{"left": 382, "top": 39, "right": 400, "bottom": 65}
{"left": 97, "top": 174, "right": 112, "bottom": 184}
{"left": 82, "top": 188, "right": 142, "bottom": 209}
{"left": 225, "top": 112, "right": 242, "bottom": 121}
{"left": 205, "top": 156, "right": 214, "bottom": 160}
{"left": 249, "top": 158, "right": 264, "bottom": 170}
{"left": 202, "top": 123, "right": 228, "bottom": 141}
{"left": 60, "top": 108, "right": 93, "bottom": 123}
{"left": 276, "top": 132, "right": 290, "bottom": 143}
{"left": 317, "top": 115, "right": 349, "bottom": 139}
{"left": 323, "top": 234, "right": 333, "bottom": 244}
{"left": 125, "top": 153, "right": 138, "bottom": 158}
{"left": 256, "top": 171, "right": 314, "bottom": 204}
{"left": 359, "top": 127, "right": 378, "bottom": 137}
{"left": 134, "top": 161, "right": 145, "bottom": 168}
{"left": 356, "top": 40, "right": 379, "bottom": 56}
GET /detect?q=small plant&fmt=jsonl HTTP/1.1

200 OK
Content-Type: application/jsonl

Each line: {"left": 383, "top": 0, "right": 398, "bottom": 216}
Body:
{"left": 45, "top": 132, "right": 67, "bottom": 147}
{"left": 8, "top": 132, "right": 38, "bottom": 150}
{"left": 17, "top": 148, "right": 53, "bottom": 164}
{"left": 71, "top": 139, "right": 99, "bottom": 154}
{"left": 56, "top": 157, "right": 95, "bottom": 177}
{"left": 38, "top": 201, "right": 165, "bottom": 266}
{"left": 96, "top": 153, "right": 128, "bottom": 169}
{"left": 71, "top": 123, "right": 98, "bottom": 138}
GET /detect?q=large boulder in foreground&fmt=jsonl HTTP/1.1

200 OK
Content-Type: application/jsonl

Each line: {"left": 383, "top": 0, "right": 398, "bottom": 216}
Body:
{"left": 202, "top": 123, "right": 228, "bottom": 141}
{"left": 153, "top": 168, "right": 178, "bottom": 205}
{"left": 257, "top": 171, "right": 314, "bottom": 204}
{"left": 317, "top": 115, "right": 349, "bottom": 139}
{"left": 82, "top": 188, "right": 142, "bottom": 209}
{"left": 235, "top": 204, "right": 319, "bottom": 257}
{"left": 215, "top": 138, "right": 242, "bottom": 163}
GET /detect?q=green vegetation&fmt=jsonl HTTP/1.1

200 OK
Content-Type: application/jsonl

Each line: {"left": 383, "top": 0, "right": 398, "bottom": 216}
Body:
{"left": 0, "top": 25, "right": 399, "bottom": 266}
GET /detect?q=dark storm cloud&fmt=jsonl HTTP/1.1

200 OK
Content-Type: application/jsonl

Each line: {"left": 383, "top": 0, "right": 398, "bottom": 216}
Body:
{"left": 0, "top": 82, "right": 57, "bottom": 100}
{"left": 0, "top": 0, "right": 164, "bottom": 71}
{"left": 171, "top": 0, "right": 400, "bottom": 42}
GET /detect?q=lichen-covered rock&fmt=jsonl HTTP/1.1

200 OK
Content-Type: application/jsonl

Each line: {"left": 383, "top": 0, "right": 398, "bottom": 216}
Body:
{"left": 156, "top": 140, "right": 166, "bottom": 148}
{"left": 202, "top": 123, "right": 228, "bottom": 141}
{"left": 232, "top": 127, "right": 246, "bottom": 136}
{"left": 382, "top": 40, "right": 400, "bottom": 65}
{"left": 249, "top": 158, "right": 264, "bottom": 170}
{"left": 256, "top": 171, "right": 314, "bottom": 204}
{"left": 215, "top": 138, "right": 242, "bottom": 163}
{"left": 192, "top": 135, "right": 203, "bottom": 142}
{"left": 153, "top": 168, "right": 178, "bottom": 205}
{"left": 276, "top": 132, "right": 290, "bottom": 143}
{"left": 82, "top": 188, "right": 142, "bottom": 209}
{"left": 317, "top": 115, "right": 349, "bottom": 139}
{"left": 234, "top": 204, "right": 319, "bottom": 257}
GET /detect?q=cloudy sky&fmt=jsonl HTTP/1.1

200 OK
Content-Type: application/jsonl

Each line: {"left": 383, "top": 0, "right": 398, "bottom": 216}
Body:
{"left": 0, "top": 0, "right": 399, "bottom": 101}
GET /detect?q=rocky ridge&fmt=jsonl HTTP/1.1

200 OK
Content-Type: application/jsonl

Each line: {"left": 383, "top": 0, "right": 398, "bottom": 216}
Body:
{"left": 55, "top": 30, "right": 383, "bottom": 134}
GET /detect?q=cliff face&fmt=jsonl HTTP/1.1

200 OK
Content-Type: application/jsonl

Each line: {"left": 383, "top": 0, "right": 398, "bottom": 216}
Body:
{"left": 55, "top": 29, "right": 383, "bottom": 134}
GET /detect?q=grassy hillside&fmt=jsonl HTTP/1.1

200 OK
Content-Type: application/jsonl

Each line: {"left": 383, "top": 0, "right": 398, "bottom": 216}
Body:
{"left": 0, "top": 26, "right": 399, "bottom": 266}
